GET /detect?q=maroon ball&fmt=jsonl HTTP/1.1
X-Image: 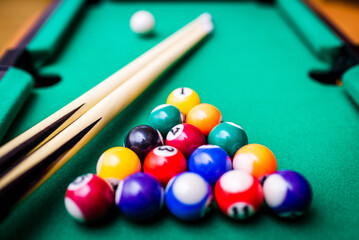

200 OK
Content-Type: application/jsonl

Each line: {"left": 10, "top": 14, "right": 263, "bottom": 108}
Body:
{"left": 65, "top": 174, "right": 114, "bottom": 223}
{"left": 166, "top": 123, "right": 205, "bottom": 158}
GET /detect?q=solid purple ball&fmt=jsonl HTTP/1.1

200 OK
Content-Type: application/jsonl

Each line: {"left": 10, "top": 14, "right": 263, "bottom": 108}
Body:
{"left": 262, "top": 170, "right": 313, "bottom": 218}
{"left": 115, "top": 172, "right": 164, "bottom": 221}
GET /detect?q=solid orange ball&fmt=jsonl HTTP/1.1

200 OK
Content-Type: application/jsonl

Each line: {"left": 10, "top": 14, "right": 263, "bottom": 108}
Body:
{"left": 232, "top": 144, "right": 277, "bottom": 179}
{"left": 186, "top": 103, "right": 222, "bottom": 137}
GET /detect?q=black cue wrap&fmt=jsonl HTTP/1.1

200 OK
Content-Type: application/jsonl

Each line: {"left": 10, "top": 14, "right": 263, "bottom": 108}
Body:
{"left": 0, "top": 117, "right": 102, "bottom": 221}
{"left": 0, "top": 104, "right": 85, "bottom": 176}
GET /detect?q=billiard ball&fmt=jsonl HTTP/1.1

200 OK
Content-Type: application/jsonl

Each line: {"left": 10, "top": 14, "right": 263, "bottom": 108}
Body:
{"left": 143, "top": 145, "right": 187, "bottom": 186}
{"left": 233, "top": 144, "right": 277, "bottom": 180}
{"left": 186, "top": 103, "right": 222, "bottom": 137}
{"left": 148, "top": 104, "right": 183, "bottom": 137}
{"left": 262, "top": 170, "right": 312, "bottom": 218}
{"left": 124, "top": 125, "right": 163, "bottom": 161}
{"left": 165, "top": 172, "right": 213, "bottom": 221}
{"left": 130, "top": 10, "right": 155, "bottom": 35}
{"left": 166, "top": 87, "right": 201, "bottom": 116}
{"left": 96, "top": 147, "right": 141, "bottom": 186}
{"left": 65, "top": 174, "right": 114, "bottom": 223}
{"left": 208, "top": 122, "right": 248, "bottom": 158}
{"left": 166, "top": 123, "right": 205, "bottom": 158}
{"left": 115, "top": 172, "right": 164, "bottom": 221}
{"left": 188, "top": 145, "right": 232, "bottom": 185}
{"left": 215, "top": 170, "right": 263, "bottom": 220}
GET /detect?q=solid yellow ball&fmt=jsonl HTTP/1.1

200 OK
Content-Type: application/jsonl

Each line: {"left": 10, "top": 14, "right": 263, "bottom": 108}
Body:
{"left": 96, "top": 147, "right": 141, "bottom": 185}
{"left": 166, "top": 87, "right": 200, "bottom": 116}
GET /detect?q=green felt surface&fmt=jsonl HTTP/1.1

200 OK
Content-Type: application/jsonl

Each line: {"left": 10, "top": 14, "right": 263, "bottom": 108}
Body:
{"left": 1, "top": 1, "right": 359, "bottom": 239}
{"left": 0, "top": 67, "right": 33, "bottom": 142}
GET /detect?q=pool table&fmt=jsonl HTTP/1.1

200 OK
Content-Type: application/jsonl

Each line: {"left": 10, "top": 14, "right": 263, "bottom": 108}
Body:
{"left": 0, "top": 0, "right": 359, "bottom": 239}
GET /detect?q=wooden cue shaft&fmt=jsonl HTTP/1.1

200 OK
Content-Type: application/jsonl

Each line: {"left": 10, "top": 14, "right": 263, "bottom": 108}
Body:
{"left": 0, "top": 17, "right": 213, "bottom": 214}
{"left": 0, "top": 13, "right": 211, "bottom": 170}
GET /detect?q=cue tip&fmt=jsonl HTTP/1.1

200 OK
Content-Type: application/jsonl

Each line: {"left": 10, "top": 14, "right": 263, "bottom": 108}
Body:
{"left": 199, "top": 13, "right": 212, "bottom": 22}
{"left": 198, "top": 13, "right": 213, "bottom": 33}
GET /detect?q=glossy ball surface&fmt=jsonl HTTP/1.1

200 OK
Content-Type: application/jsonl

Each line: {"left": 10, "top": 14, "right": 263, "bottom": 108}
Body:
{"left": 208, "top": 122, "right": 248, "bottom": 157}
{"left": 166, "top": 87, "right": 201, "bottom": 116}
{"left": 65, "top": 174, "right": 114, "bottom": 223}
{"left": 186, "top": 103, "right": 222, "bottom": 137}
{"left": 188, "top": 145, "right": 232, "bottom": 185}
{"left": 96, "top": 147, "right": 141, "bottom": 186}
{"left": 124, "top": 125, "right": 163, "bottom": 161}
{"left": 166, "top": 123, "right": 205, "bottom": 158}
{"left": 144, "top": 145, "right": 187, "bottom": 186}
{"left": 233, "top": 144, "right": 277, "bottom": 180}
{"left": 165, "top": 172, "right": 213, "bottom": 221}
{"left": 215, "top": 170, "right": 263, "bottom": 220}
{"left": 148, "top": 104, "right": 183, "bottom": 137}
{"left": 262, "top": 170, "right": 312, "bottom": 218}
{"left": 130, "top": 10, "right": 155, "bottom": 35}
{"left": 115, "top": 172, "right": 164, "bottom": 221}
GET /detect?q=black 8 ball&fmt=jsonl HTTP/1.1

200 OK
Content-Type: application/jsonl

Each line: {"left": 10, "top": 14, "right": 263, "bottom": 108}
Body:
{"left": 124, "top": 125, "right": 163, "bottom": 161}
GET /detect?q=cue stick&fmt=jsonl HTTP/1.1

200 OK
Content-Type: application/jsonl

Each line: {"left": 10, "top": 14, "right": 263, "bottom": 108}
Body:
{"left": 0, "top": 13, "right": 212, "bottom": 173}
{"left": 0, "top": 15, "right": 213, "bottom": 216}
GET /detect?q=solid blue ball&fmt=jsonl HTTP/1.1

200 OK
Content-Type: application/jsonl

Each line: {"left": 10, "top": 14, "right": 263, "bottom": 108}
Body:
{"left": 115, "top": 172, "right": 164, "bottom": 221}
{"left": 262, "top": 170, "right": 313, "bottom": 218}
{"left": 188, "top": 145, "right": 232, "bottom": 185}
{"left": 165, "top": 172, "right": 212, "bottom": 221}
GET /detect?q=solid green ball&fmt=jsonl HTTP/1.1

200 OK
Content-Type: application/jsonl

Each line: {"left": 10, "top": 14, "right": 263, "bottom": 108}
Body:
{"left": 207, "top": 122, "right": 248, "bottom": 158}
{"left": 149, "top": 104, "right": 183, "bottom": 137}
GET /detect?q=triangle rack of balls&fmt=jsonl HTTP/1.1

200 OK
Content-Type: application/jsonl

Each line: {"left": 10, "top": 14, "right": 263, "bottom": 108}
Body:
{"left": 64, "top": 87, "right": 312, "bottom": 223}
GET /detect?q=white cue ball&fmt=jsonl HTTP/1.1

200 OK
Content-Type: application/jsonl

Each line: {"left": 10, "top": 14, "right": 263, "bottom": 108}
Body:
{"left": 130, "top": 10, "right": 155, "bottom": 35}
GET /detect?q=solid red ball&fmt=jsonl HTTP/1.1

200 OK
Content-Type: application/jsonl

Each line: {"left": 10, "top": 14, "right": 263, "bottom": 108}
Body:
{"left": 215, "top": 170, "right": 263, "bottom": 220}
{"left": 166, "top": 123, "right": 205, "bottom": 158}
{"left": 143, "top": 145, "right": 187, "bottom": 186}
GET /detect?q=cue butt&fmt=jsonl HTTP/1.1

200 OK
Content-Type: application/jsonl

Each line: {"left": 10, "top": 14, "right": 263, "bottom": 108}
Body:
{"left": 0, "top": 14, "right": 213, "bottom": 218}
{"left": 0, "top": 13, "right": 210, "bottom": 174}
